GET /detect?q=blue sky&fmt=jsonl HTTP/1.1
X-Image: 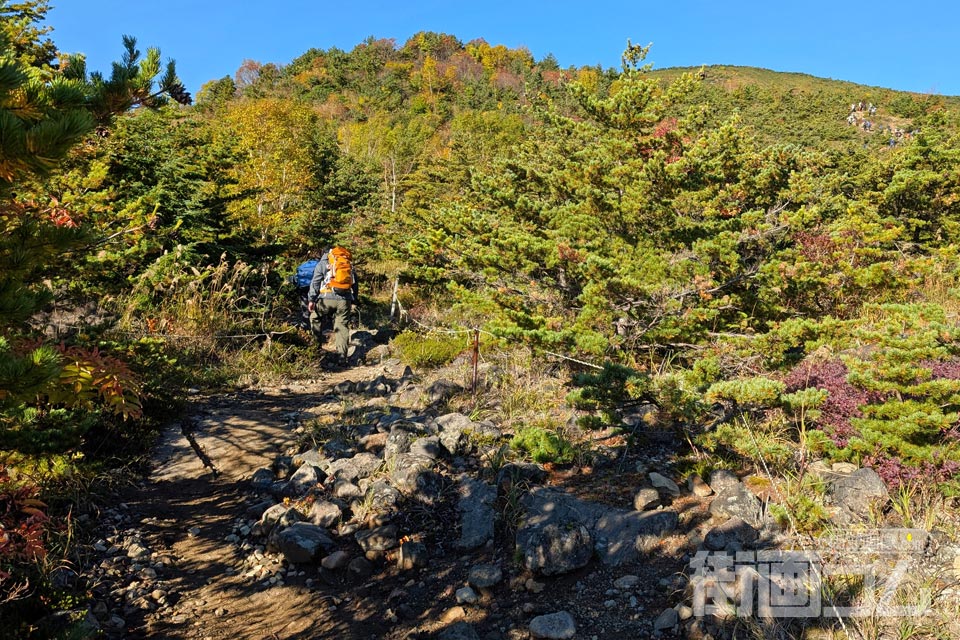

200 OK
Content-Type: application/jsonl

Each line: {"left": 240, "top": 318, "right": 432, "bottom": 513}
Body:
{"left": 47, "top": 1, "right": 959, "bottom": 98}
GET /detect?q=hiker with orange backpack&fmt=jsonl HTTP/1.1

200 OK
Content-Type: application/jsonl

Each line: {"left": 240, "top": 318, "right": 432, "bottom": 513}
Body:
{"left": 307, "top": 247, "right": 358, "bottom": 367}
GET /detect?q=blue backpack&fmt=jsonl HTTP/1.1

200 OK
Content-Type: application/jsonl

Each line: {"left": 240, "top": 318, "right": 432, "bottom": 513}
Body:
{"left": 294, "top": 259, "right": 319, "bottom": 290}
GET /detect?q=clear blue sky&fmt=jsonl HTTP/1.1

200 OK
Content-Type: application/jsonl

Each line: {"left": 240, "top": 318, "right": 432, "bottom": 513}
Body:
{"left": 47, "top": 0, "right": 959, "bottom": 98}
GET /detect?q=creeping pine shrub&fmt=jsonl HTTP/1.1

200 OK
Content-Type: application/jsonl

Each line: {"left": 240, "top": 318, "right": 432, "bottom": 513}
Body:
{"left": 390, "top": 330, "right": 469, "bottom": 367}
{"left": 778, "top": 304, "right": 960, "bottom": 487}
{"left": 566, "top": 363, "right": 653, "bottom": 430}
{"left": 511, "top": 425, "right": 575, "bottom": 465}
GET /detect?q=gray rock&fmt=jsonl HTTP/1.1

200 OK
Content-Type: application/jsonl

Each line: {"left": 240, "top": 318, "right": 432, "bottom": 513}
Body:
{"left": 529, "top": 611, "right": 576, "bottom": 639}
{"left": 286, "top": 464, "right": 325, "bottom": 497}
{"left": 348, "top": 556, "right": 373, "bottom": 577}
{"left": 521, "top": 522, "right": 593, "bottom": 576}
{"left": 321, "top": 550, "right": 350, "bottom": 570}
{"left": 250, "top": 467, "right": 275, "bottom": 490}
{"left": 518, "top": 488, "right": 678, "bottom": 568}
{"left": 703, "top": 516, "right": 759, "bottom": 551}
{"left": 333, "top": 480, "right": 362, "bottom": 499}
{"left": 355, "top": 524, "right": 398, "bottom": 552}
{"left": 409, "top": 435, "right": 442, "bottom": 460}
{"left": 276, "top": 523, "right": 334, "bottom": 564}
{"left": 292, "top": 448, "right": 327, "bottom": 469}
{"left": 467, "top": 564, "right": 503, "bottom": 589}
{"left": 426, "top": 379, "right": 463, "bottom": 404}
{"left": 259, "top": 504, "right": 299, "bottom": 533}
{"left": 307, "top": 500, "right": 342, "bottom": 528}
{"left": 653, "top": 607, "right": 679, "bottom": 631}
{"left": 436, "top": 413, "right": 475, "bottom": 455}
{"left": 633, "top": 487, "right": 661, "bottom": 511}
{"left": 829, "top": 468, "right": 889, "bottom": 523}
{"left": 689, "top": 474, "right": 714, "bottom": 497}
{"left": 349, "top": 452, "right": 384, "bottom": 478}
{"left": 614, "top": 575, "right": 640, "bottom": 589}
{"left": 457, "top": 478, "right": 496, "bottom": 550}
{"left": 648, "top": 472, "right": 680, "bottom": 495}
{"left": 709, "top": 482, "right": 763, "bottom": 527}
{"left": 709, "top": 469, "right": 741, "bottom": 494}
{"left": 455, "top": 586, "right": 479, "bottom": 604}
{"left": 437, "top": 622, "right": 481, "bottom": 640}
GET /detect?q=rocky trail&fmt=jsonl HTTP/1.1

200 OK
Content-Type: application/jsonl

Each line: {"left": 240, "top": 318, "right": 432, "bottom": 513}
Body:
{"left": 75, "top": 349, "right": 960, "bottom": 640}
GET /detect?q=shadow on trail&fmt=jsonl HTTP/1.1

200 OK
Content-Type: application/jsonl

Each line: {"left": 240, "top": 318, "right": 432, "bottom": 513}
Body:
{"left": 107, "top": 377, "right": 490, "bottom": 640}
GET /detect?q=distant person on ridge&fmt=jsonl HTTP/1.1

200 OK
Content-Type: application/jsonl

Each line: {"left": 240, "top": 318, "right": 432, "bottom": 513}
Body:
{"left": 307, "top": 247, "right": 358, "bottom": 367}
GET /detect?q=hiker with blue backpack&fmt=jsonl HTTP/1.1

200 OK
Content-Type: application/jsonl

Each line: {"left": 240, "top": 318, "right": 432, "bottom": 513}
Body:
{"left": 306, "top": 247, "right": 357, "bottom": 367}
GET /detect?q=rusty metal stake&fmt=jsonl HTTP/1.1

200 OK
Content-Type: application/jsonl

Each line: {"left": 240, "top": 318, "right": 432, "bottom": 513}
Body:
{"left": 472, "top": 328, "right": 480, "bottom": 394}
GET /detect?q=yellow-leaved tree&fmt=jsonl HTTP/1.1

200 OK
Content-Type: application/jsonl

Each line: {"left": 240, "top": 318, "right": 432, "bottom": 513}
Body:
{"left": 221, "top": 98, "right": 318, "bottom": 241}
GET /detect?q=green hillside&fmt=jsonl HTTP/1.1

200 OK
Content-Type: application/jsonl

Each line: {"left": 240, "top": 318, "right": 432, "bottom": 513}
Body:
{"left": 649, "top": 64, "right": 960, "bottom": 148}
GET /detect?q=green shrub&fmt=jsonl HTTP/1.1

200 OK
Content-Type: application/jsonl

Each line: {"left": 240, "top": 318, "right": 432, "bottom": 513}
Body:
{"left": 511, "top": 425, "right": 575, "bottom": 464}
{"left": 390, "top": 330, "right": 469, "bottom": 367}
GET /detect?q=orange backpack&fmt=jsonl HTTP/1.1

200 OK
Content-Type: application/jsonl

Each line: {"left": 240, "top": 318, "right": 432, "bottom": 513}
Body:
{"left": 324, "top": 247, "right": 354, "bottom": 294}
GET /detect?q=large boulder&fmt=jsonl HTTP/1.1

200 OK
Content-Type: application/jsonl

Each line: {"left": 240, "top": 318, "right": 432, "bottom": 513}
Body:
{"left": 456, "top": 478, "right": 496, "bottom": 550}
{"left": 275, "top": 523, "right": 334, "bottom": 564}
{"left": 436, "top": 413, "right": 475, "bottom": 456}
{"left": 521, "top": 523, "right": 593, "bottom": 576}
{"left": 703, "top": 516, "right": 759, "bottom": 551}
{"left": 393, "top": 466, "right": 445, "bottom": 505}
{"left": 529, "top": 611, "right": 576, "bottom": 639}
{"left": 307, "top": 500, "right": 342, "bottom": 528}
{"left": 259, "top": 504, "right": 300, "bottom": 535}
{"left": 829, "top": 467, "right": 889, "bottom": 523}
{"left": 517, "top": 488, "right": 678, "bottom": 572}
{"left": 286, "top": 464, "right": 325, "bottom": 497}
{"left": 709, "top": 481, "right": 763, "bottom": 527}
{"left": 355, "top": 524, "right": 399, "bottom": 553}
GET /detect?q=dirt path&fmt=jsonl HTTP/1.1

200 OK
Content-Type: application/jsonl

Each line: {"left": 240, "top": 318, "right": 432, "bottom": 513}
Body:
{"left": 85, "top": 357, "right": 703, "bottom": 640}
{"left": 101, "top": 368, "right": 392, "bottom": 640}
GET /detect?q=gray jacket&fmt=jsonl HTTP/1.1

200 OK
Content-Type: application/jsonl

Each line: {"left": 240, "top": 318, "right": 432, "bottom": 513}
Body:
{"left": 308, "top": 250, "right": 357, "bottom": 303}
